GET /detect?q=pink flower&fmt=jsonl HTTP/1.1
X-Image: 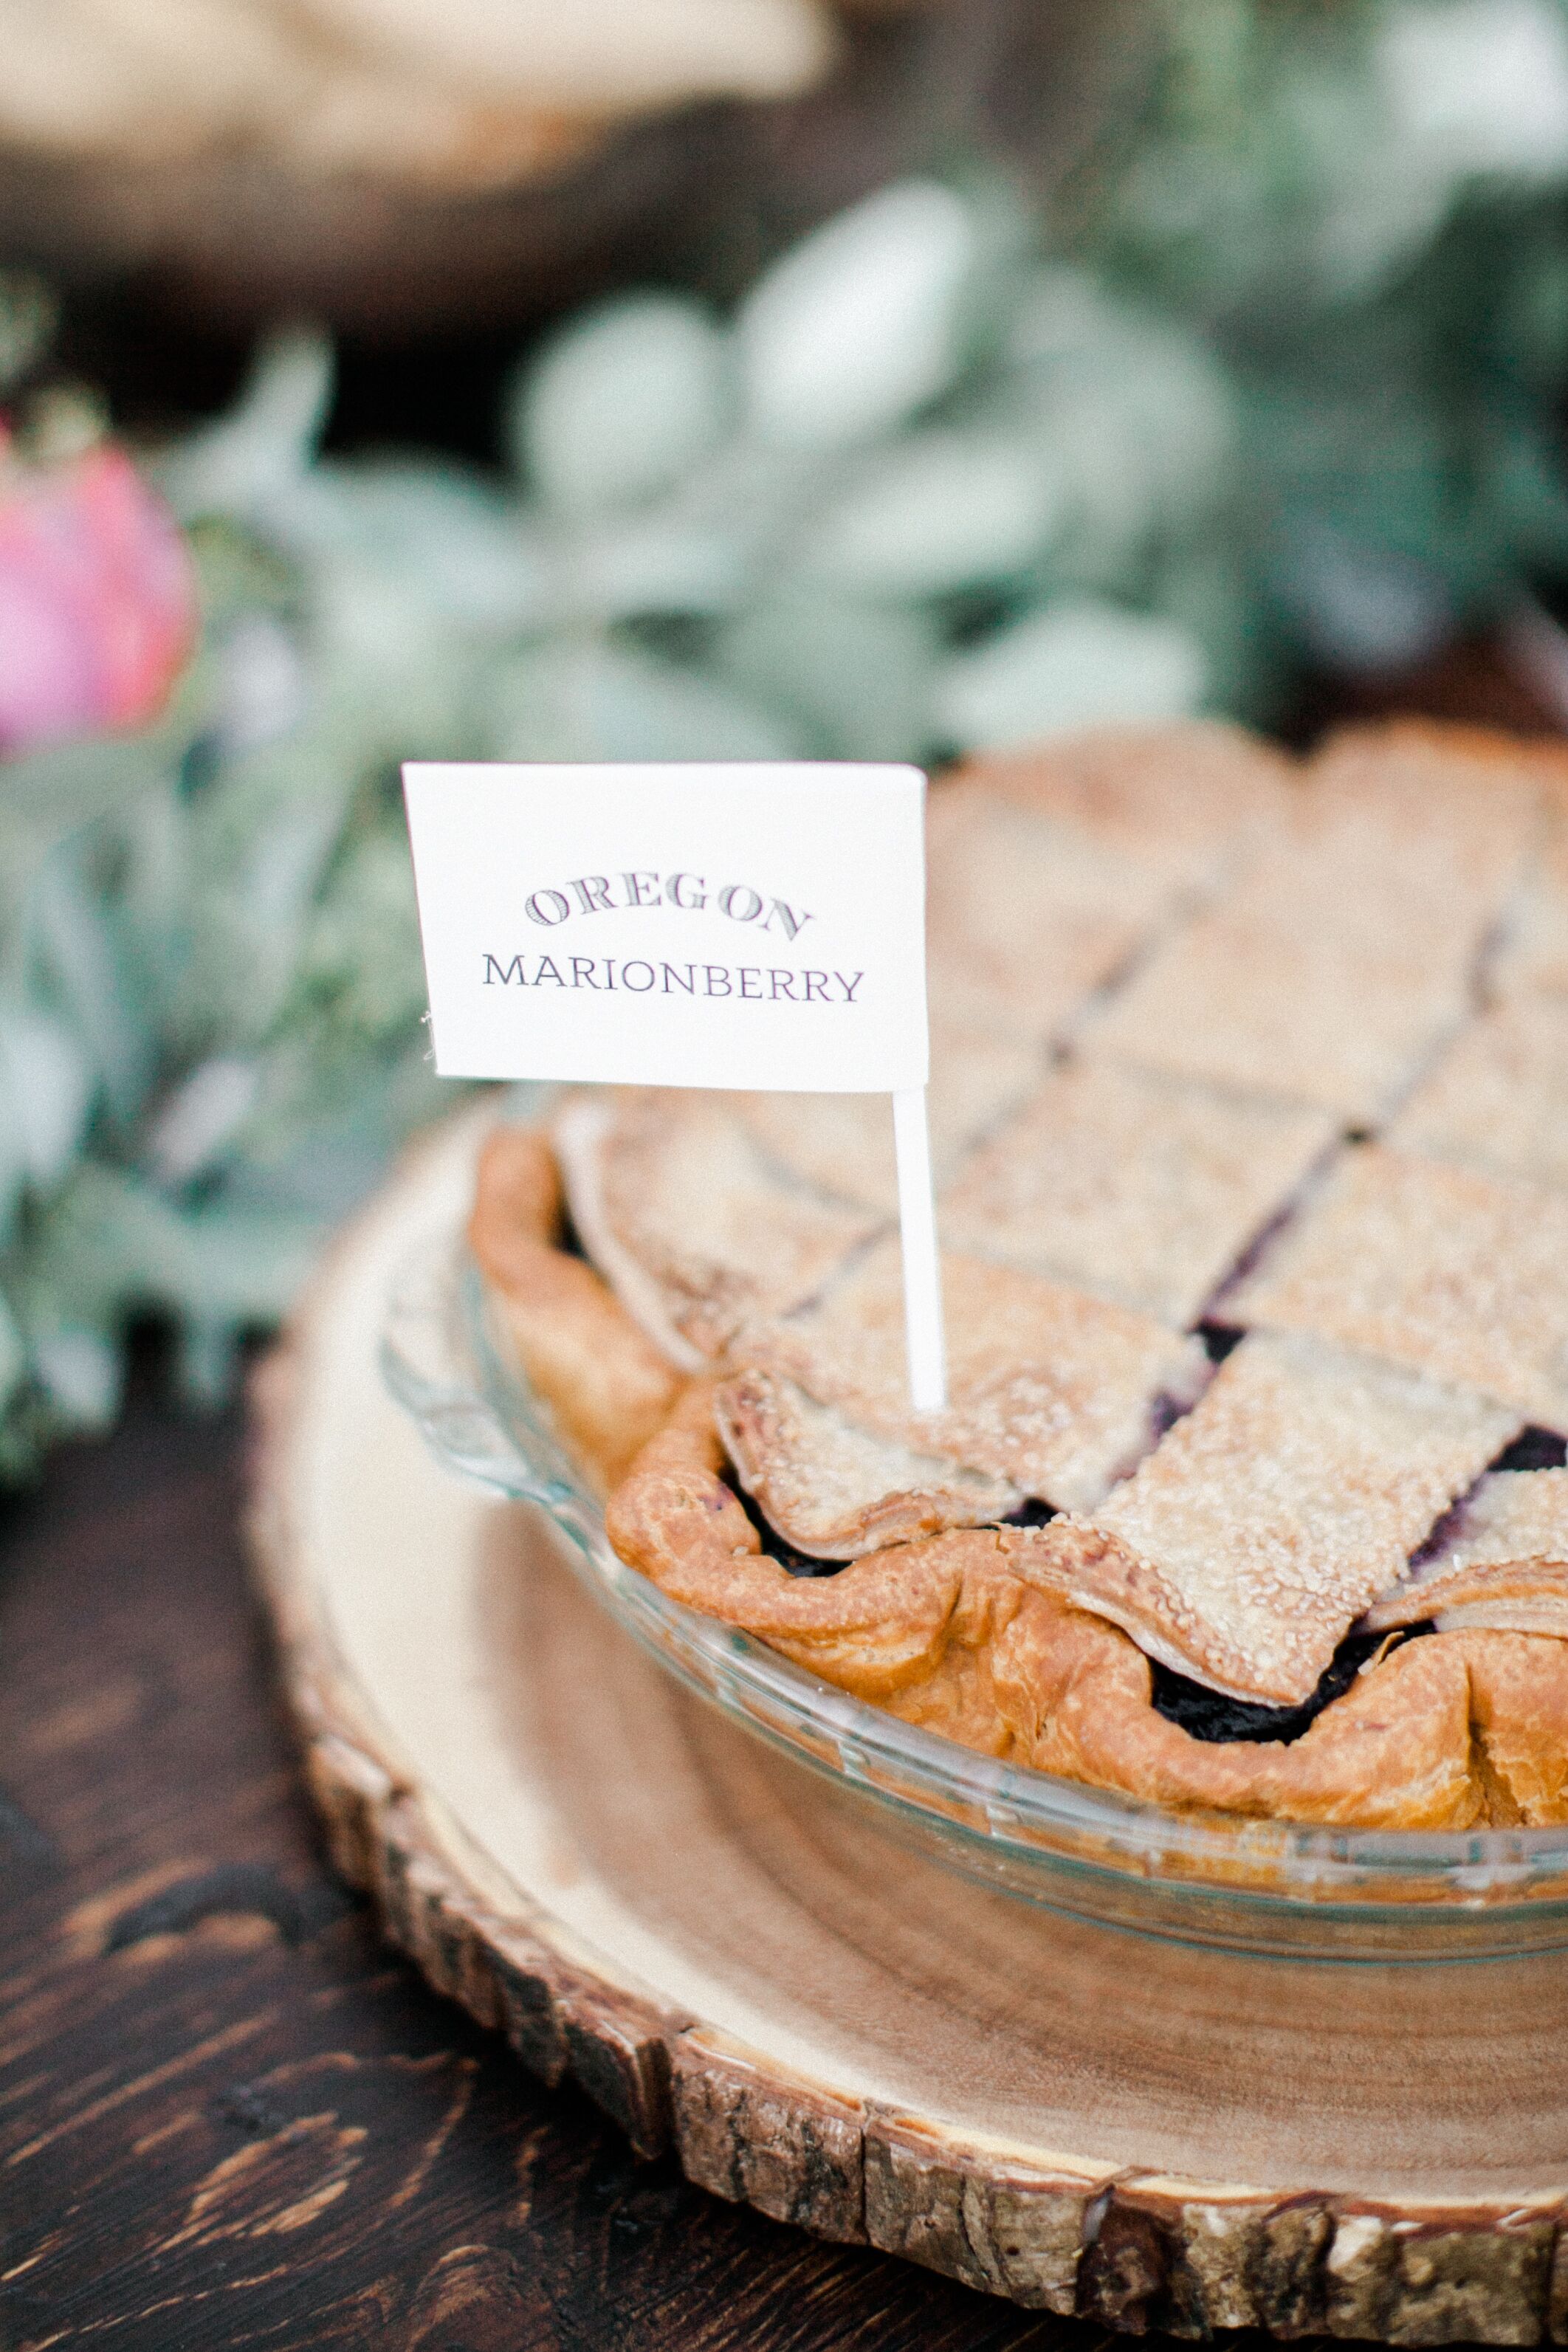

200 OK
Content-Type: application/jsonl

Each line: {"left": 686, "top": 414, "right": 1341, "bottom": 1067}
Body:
{"left": 0, "top": 427, "right": 196, "bottom": 758}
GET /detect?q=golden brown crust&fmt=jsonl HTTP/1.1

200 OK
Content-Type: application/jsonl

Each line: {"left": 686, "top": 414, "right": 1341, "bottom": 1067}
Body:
{"left": 466, "top": 1126, "right": 683, "bottom": 1490}
{"left": 603, "top": 1378, "right": 967, "bottom": 1695}
{"left": 733, "top": 1233, "right": 1207, "bottom": 1513}
{"left": 1227, "top": 1144, "right": 1568, "bottom": 1430}
{"left": 941, "top": 1059, "right": 1336, "bottom": 1327}
{"left": 995, "top": 1605, "right": 1485, "bottom": 1829}
{"left": 714, "top": 1366, "right": 1018, "bottom": 1558}
{"left": 604, "top": 1385, "right": 1057, "bottom": 1750}
{"left": 600, "top": 1388, "right": 1568, "bottom": 1828}
{"left": 1362, "top": 1470, "right": 1568, "bottom": 1637}
{"left": 466, "top": 722, "right": 1568, "bottom": 1831}
{"left": 1037, "top": 1331, "right": 1516, "bottom": 1705}
{"left": 1460, "top": 1630, "right": 1568, "bottom": 1823}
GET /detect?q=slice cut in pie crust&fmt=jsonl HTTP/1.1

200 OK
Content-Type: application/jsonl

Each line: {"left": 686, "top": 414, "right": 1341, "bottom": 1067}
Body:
{"left": 1224, "top": 1143, "right": 1568, "bottom": 1431}
{"left": 1036, "top": 1329, "right": 1516, "bottom": 1704}
{"left": 1361, "top": 1469, "right": 1568, "bottom": 1639}
{"left": 553, "top": 1086, "right": 883, "bottom": 1367}
{"left": 1082, "top": 724, "right": 1544, "bottom": 1121}
{"left": 730, "top": 1231, "right": 1208, "bottom": 1513}
{"left": 940, "top": 1059, "right": 1335, "bottom": 1327}
{"left": 468, "top": 719, "right": 1568, "bottom": 1831}
{"left": 1388, "top": 992, "right": 1568, "bottom": 1192}
{"left": 715, "top": 1366, "right": 1020, "bottom": 1558}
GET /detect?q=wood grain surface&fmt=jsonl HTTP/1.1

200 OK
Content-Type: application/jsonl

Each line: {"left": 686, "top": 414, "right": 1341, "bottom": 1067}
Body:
{"left": 7, "top": 1180, "right": 1568, "bottom": 2350}
{"left": 242, "top": 1115, "right": 1568, "bottom": 2347}
{"left": 6, "top": 672, "right": 1567, "bottom": 2352}
{"left": 0, "top": 1372, "right": 1113, "bottom": 2351}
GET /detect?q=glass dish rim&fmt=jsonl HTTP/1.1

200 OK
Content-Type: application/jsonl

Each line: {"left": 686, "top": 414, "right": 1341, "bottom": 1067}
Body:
{"left": 380, "top": 1221, "right": 1568, "bottom": 1917}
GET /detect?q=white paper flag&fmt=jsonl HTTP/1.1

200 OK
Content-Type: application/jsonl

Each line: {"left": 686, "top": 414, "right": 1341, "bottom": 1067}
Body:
{"left": 402, "top": 760, "right": 946, "bottom": 1406}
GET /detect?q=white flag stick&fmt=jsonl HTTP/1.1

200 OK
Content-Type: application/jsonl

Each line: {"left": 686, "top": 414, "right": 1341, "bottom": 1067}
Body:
{"left": 893, "top": 1084, "right": 947, "bottom": 1412}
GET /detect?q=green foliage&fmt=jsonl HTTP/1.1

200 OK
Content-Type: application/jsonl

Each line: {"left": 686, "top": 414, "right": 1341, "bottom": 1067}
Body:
{"left": 4, "top": 0, "right": 1568, "bottom": 1467}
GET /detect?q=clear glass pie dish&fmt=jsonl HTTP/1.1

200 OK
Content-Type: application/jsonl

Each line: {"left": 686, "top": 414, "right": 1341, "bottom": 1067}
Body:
{"left": 382, "top": 1223, "right": 1568, "bottom": 1964}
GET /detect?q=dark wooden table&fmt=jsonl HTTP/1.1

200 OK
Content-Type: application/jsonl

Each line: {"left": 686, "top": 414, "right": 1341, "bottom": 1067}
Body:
{"left": 0, "top": 1378, "right": 1149, "bottom": 2351}
{"left": 6, "top": 669, "right": 1564, "bottom": 2350}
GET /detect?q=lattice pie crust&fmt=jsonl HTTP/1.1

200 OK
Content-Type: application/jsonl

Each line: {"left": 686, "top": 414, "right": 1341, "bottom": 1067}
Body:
{"left": 470, "top": 721, "right": 1568, "bottom": 1830}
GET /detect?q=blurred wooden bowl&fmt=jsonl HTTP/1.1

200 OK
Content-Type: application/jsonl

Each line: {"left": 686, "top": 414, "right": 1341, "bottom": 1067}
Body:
{"left": 0, "top": 0, "right": 1137, "bottom": 338}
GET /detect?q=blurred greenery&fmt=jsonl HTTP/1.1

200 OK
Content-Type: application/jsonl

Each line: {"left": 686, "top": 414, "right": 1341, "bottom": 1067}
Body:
{"left": 4, "top": 0, "right": 1568, "bottom": 1468}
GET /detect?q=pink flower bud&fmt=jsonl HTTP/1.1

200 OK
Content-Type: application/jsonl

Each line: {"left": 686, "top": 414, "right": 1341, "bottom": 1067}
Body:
{"left": 0, "top": 429, "right": 196, "bottom": 758}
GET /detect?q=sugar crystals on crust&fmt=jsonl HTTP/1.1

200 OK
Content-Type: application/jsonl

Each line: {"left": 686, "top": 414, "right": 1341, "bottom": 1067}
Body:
{"left": 1226, "top": 1143, "right": 1568, "bottom": 1431}
{"left": 467, "top": 721, "right": 1568, "bottom": 1830}
{"left": 1389, "top": 992, "right": 1568, "bottom": 1194}
{"left": 1084, "top": 723, "right": 1544, "bottom": 1120}
{"left": 1363, "top": 1468, "right": 1568, "bottom": 1639}
{"left": 552, "top": 1087, "right": 882, "bottom": 1367}
{"left": 732, "top": 1231, "right": 1208, "bottom": 1513}
{"left": 715, "top": 1365, "right": 1019, "bottom": 1558}
{"left": 1038, "top": 1330, "right": 1517, "bottom": 1704}
{"left": 924, "top": 782, "right": 1180, "bottom": 1048}
{"left": 941, "top": 1058, "right": 1336, "bottom": 1327}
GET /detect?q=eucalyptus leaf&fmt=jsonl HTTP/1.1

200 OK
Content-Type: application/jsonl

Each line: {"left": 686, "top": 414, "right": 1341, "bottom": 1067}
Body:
{"left": 0, "top": 1004, "right": 94, "bottom": 1187}
{"left": 1377, "top": 0, "right": 1568, "bottom": 185}
{"left": 0, "top": 1096, "right": 24, "bottom": 1242}
{"left": 0, "top": 735, "right": 171, "bottom": 932}
{"left": 272, "top": 463, "right": 549, "bottom": 633}
{"left": 738, "top": 181, "right": 979, "bottom": 450}
{"left": 28, "top": 857, "right": 151, "bottom": 1127}
{"left": 31, "top": 1162, "right": 316, "bottom": 1326}
{"left": 30, "top": 1327, "right": 120, "bottom": 1430}
{"left": 517, "top": 295, "right": 732, "bottom": 515}
{"left": 0, "top": 269, "right": 55, "bottom": 393}
{"left": 157, "top": 327, "right": 334, "bottom": 524}
{"left": 174, "top": 1318, "right": 241, "bottom": 1410}
{"left": 1266, "top": 517, "right": 1454, "bottom": 672}
{"left": 0, "top": 1289, "right": 25, "bottom": 1413}
{"left": 1005, "top": 271, "right": 1238, "bottom": 563}
{"left": 798, "top": 432, "right": 1062, "bottom": 598}
{"left": 563, "top": 515, "right": 749, "bottom": 621}
{"left": 936, "top": 601, "right": 1209, "bottom": 749}
{"left": 144, "top": 1056, "right": 263, "bottom": 1188}
{"left": 488, "top": 639, "right": 800, "bottom": 763}
{"left": 713, "top": 596, "right": 939, "bottom": 762}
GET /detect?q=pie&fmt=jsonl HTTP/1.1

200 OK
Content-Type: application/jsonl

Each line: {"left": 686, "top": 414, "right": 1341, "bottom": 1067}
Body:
{"left": 468, "top": 719, "right": 1568, "bottom": 1832}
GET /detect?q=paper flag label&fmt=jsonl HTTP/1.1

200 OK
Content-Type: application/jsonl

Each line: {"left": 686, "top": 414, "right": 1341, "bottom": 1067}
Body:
{"left": 402, "top": 760, "right": 929, "bottom": 1093}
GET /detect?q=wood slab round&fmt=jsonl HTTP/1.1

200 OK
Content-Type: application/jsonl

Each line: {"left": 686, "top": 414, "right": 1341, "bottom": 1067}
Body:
{"left": 251, "top": 1116, "right": 1568, "bottom": 2344}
